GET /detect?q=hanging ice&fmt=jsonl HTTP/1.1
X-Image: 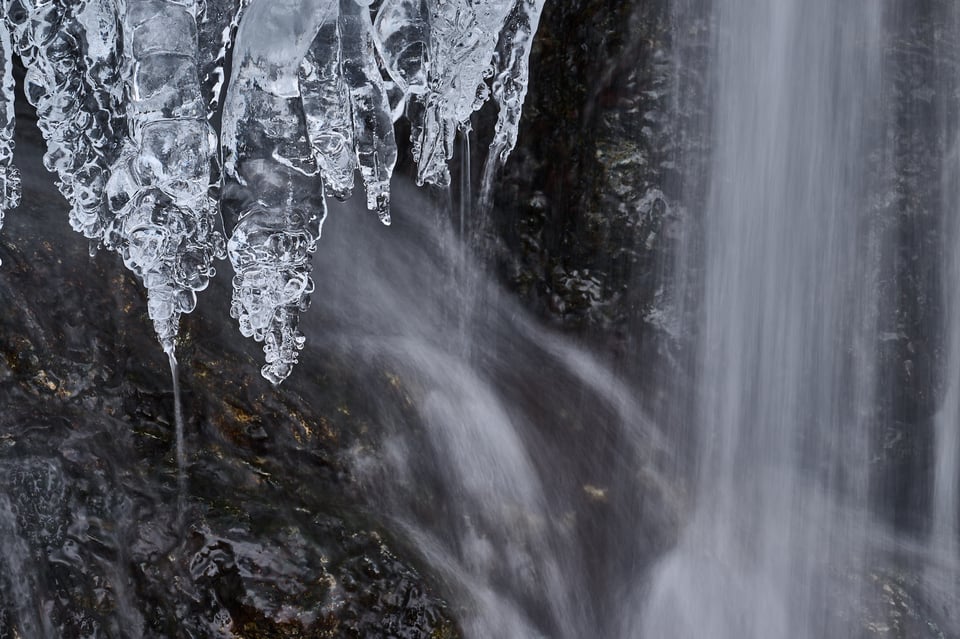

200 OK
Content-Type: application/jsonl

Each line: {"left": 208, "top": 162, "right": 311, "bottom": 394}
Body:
{"left": 103, "top": 0, "right": 225, "bottom": 353}
{"left": 339, "top": 0, "right": 396, "bottom": 222}
{"left": 7, "top": 0, "right": 126, "bottom": 240}
{"left": 196, "top": 0, "right": 248, "bottom": 118}
{"left": 373, "top": 0, "right": 429, "bottom": 94}
{"left": 221, "top": 0, "right": 332, "bottom": 384}
{"left": 408, "top": 0, "right": 514, "bottom": 187}
{"left": 300, "top": 16, "right": 357, "bottom": 201}
{"left": 0, "top": 5, "right": 20, "bottom": 242}
{"left": 2, "top": 0, "right": 547, "bottom": 382}
{"left": 482, "top": 0, "right": 546, "bottom": 204}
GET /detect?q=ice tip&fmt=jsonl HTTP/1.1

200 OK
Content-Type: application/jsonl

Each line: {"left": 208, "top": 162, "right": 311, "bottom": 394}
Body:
{"left": 261, "top": 361, "right": 292, "bottom": 386}
{"left": 374, "top": 193, "right": 391, "bottom": 226}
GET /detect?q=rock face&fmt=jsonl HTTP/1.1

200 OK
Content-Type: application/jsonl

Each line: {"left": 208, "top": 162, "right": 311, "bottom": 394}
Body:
{"left": 0, "top": 95, "right": 458, "bottom": 637}
{"left": 481, "top": 0, "right": 708, "bottom": 441}
{"left": 870, "top": 0, "right": 957, "bottom": 537}
{"left": 486, "top": 0, "right": 677, "bottom": 333}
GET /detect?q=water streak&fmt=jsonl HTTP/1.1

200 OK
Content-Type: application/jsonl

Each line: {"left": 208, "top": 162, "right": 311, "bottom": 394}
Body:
{"left": 166, "top": 347, "right": 187, "bottom": 522}
{"left": 932, "top": 0, "right": 960, "bottom": 587}
{"left": 640, "top": 1, "right": 886, "bottom": 637}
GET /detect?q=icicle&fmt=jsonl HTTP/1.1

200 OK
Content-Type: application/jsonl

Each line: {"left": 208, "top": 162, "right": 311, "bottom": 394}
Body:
{"left": 2, "top": 0, "right": 547, "bottom": 382}
{"left": 7, "top": 0, "right": 126, "bottom": 240}
{"left": 340, "top": 0, "right": 396, "bottom": 224}
{"left": 300, "top": 14, "right": 357, "bottom": 200}
{"left": 408, "top": 0, "right": 513, "bottom": 187}
{"left": 373, "top": 0, "right": 429, "bottom": 94}
{"left": 104, "top": 0, "right": 226, "bottom": 351}
{"left": 222, "top": 0, "right": 333, "bottom": 384}
{"left": 480, "top": 0, "right": 545, "bottom": 207}
{"left": 0, "top": 5, "right": 21, "bottom": 245}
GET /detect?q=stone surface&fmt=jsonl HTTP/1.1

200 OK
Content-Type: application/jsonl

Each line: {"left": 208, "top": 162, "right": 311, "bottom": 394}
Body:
{"left": 0, "top": 93, "right": 458, "bottom": 638}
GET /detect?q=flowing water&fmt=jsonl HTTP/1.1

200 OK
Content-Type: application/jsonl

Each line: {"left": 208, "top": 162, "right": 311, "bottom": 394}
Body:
{"left": 641, "top": 0, "right": 886, "bottom": 635}
{"left": 319, "top": 1, "right": 960, "bottom": 637}
{"left": 637, "top": 0, "right": 960, "bottom": 636}
{"left": 308, "top": 186, "right": 677, "bottom": 639}
{"left": 166, "top": 349, "right": 187, "bottom": 524}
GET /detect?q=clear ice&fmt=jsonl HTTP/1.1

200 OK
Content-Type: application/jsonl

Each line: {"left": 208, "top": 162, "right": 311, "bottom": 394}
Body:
{"left": 0, "top": 4, "right": 20, "bottom": 241}
{"left": 221, "top": 0, "right": 332, "bottom": 384}
{"left": 104, "top": 0, "right": 226, "bottom": 352}
{"left": 2, "top": 0, "right": 546, "bottom": 382}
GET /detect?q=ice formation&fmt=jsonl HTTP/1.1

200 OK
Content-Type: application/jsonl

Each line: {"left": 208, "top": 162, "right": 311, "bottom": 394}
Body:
{"left": 103, "top": 0, "right": 225, "bottom": 352}
{"left": 1, "top": 0, "right": 547, "bottom": 382}
{"left": 9, "top": 0, "right": 125, "bottom": 240}
{"left": 0, "top": 3, "right": 19, "bottom": 243}
{"left": 220, "top": 0, "right": 329, "bottom": 384}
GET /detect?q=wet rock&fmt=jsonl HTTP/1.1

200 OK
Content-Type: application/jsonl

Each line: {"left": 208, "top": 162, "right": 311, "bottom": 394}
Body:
{"left": 0, "top": 96, "right": 459, "bottom": 638}
{"left": 847, "top": 566, "right": 956, "bottom": 639}
{"left": 484, "top": 0, "right": 683, "bottom": 337}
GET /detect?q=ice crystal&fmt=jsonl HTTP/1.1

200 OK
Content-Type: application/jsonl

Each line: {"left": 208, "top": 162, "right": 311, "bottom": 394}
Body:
{"left": 7, "top": 0, "right": 126, "bottom": 240}
{"left": 300, "top": 17, "right": 357, "bottom": 201}
{"left": 2, "top": 0, "right": 546, "bottom": 382}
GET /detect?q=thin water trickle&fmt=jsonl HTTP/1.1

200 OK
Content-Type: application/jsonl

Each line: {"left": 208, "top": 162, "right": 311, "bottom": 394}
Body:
{"left": 166, "top": 347, "right": 187, "bottom": 521}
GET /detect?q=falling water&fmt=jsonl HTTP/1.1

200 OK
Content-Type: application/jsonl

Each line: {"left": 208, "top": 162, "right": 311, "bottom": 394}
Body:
{"left": 166, "top": 347, "right": 187, "bottom": 520}
{"left": 640, "top": 0, "right": 888, "bottom": 637}
{"left": 306, "top": 187, "right": 676, "bottom": 639}
{"left": 933, "top": 0, "right": 960, "bottom": 591}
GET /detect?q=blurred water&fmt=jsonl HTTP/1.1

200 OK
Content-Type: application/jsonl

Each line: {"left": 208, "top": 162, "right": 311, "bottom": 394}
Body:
{"left": 303, "top": 2, "right": 960, "bottom": 637}
{"left": 932, "top": 0, "right": 960, "bottom": 612}
{"left": 305, "top": 185, "right": 678, "bottom": 639}
{"left": 640, "top": 1, "right": 960, "bottom": 638}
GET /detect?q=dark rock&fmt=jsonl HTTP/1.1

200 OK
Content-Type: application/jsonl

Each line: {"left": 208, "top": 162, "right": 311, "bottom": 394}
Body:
{"left": 0, "top": 96, "right": 459, "bottom": 638}
{"left": 485, "top": 0, "right": 678, "bottom": 335}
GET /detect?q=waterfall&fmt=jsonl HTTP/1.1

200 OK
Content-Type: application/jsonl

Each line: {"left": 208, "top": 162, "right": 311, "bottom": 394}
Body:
{"left": 639, "top": 0, "right": 960, "bottom": 637}
{"left": 933, "top": 0, "right": 960, "bottom": 599}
